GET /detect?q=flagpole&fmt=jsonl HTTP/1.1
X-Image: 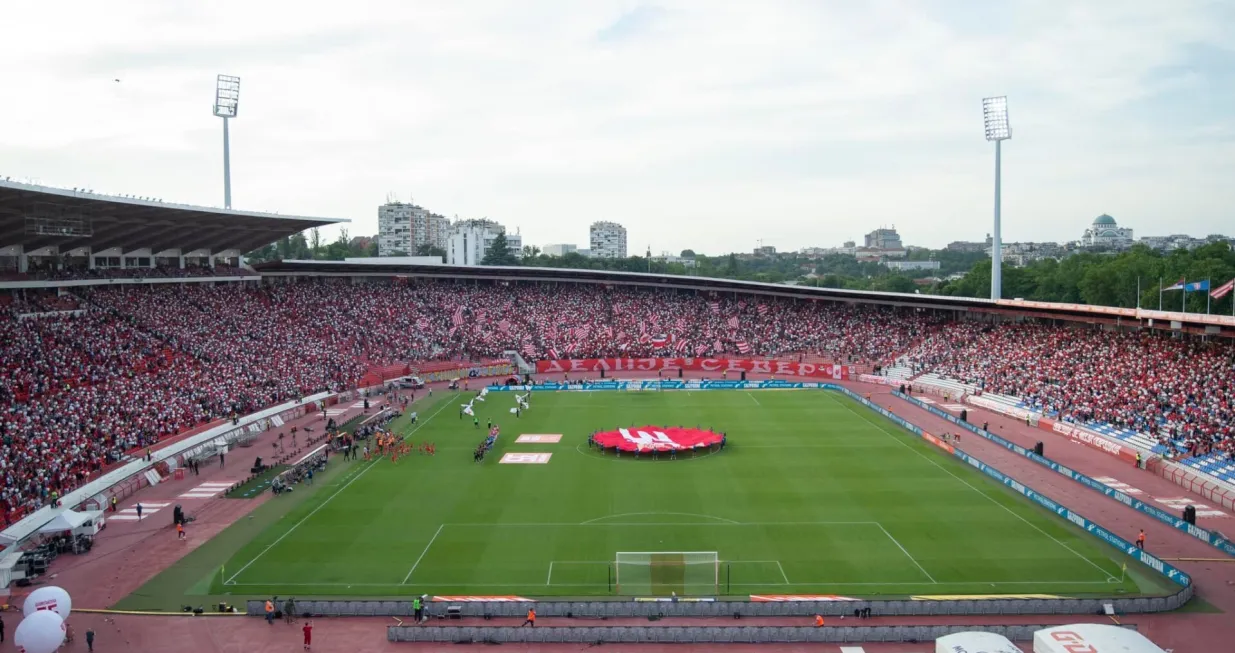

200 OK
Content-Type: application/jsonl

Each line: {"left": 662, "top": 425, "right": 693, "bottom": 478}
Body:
{"left": 1158, "top": 277, "right": 1163, "bottom": 311}
{"left": 1136, "top": 277, "right": 1141, "bottom": 310}
{"left": 1207, "top": 279, "right": 1211, "bottom": 314}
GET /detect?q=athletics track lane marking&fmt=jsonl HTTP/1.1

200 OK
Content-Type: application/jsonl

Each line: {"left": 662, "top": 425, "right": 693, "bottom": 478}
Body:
{"left": 828, "top": 394, "right": 1119, "bottom": 582}
{"left": 223, "top": 393, "right": 458, "bottom": 586}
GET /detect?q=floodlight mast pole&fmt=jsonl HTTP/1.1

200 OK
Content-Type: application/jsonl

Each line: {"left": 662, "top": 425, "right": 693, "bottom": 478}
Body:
{"left": 983, "top": 96, "right": 1011, "bottom": 301}
{"left": 213, "top": 75, "right": 241, "bottom": 209}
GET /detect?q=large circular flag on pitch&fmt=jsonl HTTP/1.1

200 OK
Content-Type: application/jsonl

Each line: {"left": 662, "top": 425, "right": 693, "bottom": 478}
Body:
{"left": 593, "top": 426, "right": 722, "bottom": 452}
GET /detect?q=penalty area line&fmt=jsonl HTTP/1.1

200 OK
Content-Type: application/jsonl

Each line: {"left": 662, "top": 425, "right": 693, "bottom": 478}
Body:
{"left": 402, "top": 524, "right": 445, "bottom": 585}
{"left": 224, "top": 394, "right": 457, "bottom": 586}
{"left": 746, "top": 392, "right": 761, "bottom": 405}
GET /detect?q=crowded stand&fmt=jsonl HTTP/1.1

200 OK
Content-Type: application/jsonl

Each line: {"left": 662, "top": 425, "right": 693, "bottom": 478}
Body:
{"left": 2, "top": 278, "right": 1234, "bottom": 525}
{"left": 0, "top": 263, "right": 256, "bottom": 282}
{"left": 901, "top": 323, "right": 1235, "bottom": 460}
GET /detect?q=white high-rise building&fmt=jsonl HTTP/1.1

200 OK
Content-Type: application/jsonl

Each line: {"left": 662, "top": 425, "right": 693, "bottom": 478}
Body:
{"left": 377, "top": 202, "right": 449, "bottom": 256}
{"left": 589, "top": 221, "right": 627, "bottom": 258}
{"left": 447, "top": 219, "right": 522, "bottom": 266}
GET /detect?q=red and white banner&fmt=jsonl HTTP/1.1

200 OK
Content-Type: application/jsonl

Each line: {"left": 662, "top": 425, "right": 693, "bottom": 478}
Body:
{"left": 593, "top": 426, "right": 722, "bottom": 452}
{"left": 858, "top": 374, "right": 898, "bottom": 386}
{"left": 535, "top": 358, "right": 851, "bottom": 379}
{"left": 1041, "top": 418, "right": 1137, "bottom": 463}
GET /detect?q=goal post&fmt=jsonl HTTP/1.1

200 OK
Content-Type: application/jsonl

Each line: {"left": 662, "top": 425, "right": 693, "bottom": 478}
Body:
{"left": 614, "top": 551, "right": 719, "bottom": 596}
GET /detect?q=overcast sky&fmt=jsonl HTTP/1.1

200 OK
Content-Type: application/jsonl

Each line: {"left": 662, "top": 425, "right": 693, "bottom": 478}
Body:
{"left": 2, "top": 1, "right": 1233, "bottom": 255}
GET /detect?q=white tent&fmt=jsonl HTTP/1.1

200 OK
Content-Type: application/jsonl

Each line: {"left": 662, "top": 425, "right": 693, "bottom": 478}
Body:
{"left": 36, "top": 510, "right": 100, "bottom": 535}
{"left": 937, "top": 631, "right": 1023, "bottom": 653}
{"left": 1035, "top": 624, "right": 1166, "bottom": 653}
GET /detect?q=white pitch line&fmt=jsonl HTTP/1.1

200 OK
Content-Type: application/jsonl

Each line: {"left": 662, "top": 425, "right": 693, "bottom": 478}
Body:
{"left": 831, "top": 394, "right": 1118, "bottom": 581}
{"left": 746, "top": 392, "right": 761, "bottom": 405}
{"left": 776, "top": 560, "right": 790, "bottom": 584}
{"left": 546, "top": 561, "right": 554, "bottom": 586}
{"left": 222, "top": 579, "right": 1120, "bottom": 588}
{"left": 225, "top": 394, "right": 457, "bottom": 585}
{"left": 401, "top": 524, "right": 444, "bottom": 585}
{"left": 876, "top": 522, "right": 937, "bottom": 584}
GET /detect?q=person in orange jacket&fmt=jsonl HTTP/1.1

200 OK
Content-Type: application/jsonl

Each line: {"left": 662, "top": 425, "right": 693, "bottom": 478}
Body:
{"left": 814, "top": 614, "right": 825, "bottom": 627}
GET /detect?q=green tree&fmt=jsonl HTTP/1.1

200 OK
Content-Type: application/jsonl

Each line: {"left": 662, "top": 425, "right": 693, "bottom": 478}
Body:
{"left": 415, "top": 243, "right": 447, "bottom": 259}
{"left": 481, "top": 232, "right": 519, "bottom": 266}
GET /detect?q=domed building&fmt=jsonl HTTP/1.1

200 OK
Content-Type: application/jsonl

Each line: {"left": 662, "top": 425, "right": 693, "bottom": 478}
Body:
{"left": 1080, "top": 214, "right": 1134, "bottom": 249}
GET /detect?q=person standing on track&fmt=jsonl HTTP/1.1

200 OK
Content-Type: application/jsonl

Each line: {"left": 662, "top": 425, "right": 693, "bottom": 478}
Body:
{"left": 521, "top": 608, "right": 535, "bottom": 627}
{"left": 302, "top": 620, "right": 313, "bottom": 649}
{"left": 1136, "top": 529, "right": 1146, "bottom": 550}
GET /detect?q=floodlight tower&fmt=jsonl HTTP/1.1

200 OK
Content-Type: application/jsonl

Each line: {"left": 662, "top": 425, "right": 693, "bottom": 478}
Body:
{"left": 213, "top": 75, "right": 241, "bottom": 209}
{"left": 982, "top": 96, "right": 1011, "bottom": 301}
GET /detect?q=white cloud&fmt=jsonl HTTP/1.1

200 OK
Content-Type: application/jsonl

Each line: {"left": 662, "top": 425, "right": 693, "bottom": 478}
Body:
{"left": 1, "top": 0, "right": 1231, "bottom": 254}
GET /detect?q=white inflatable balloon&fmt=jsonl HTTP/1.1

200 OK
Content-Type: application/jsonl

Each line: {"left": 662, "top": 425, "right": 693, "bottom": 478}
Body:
{"left": 14, "top": 609, "right": 66, "bottom": 653}
{"left": 22, "top": 585, "right": 72, "bottom": 620}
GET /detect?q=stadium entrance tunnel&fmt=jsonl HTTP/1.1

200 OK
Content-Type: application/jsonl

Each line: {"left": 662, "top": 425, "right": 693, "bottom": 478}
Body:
{"left": 585, "top": 425, "right": 727, "bottom": 459}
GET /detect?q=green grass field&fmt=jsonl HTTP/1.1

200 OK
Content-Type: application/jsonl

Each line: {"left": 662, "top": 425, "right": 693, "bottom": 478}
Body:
{"left": 126, "top": 388, "right": 1174, "bottom": 605}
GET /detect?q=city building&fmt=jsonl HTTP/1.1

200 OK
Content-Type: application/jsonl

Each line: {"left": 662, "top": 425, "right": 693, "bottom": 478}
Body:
{"left": 800, "top": 241, "right": 857, "bottom": 259}
{"left": 589, "top": 221, "right": 628, "bottom": 258}
{"left": 884, "top": 260, "right": 941, "bottom": 272}
{"left": 1139, "top": 234, "right": 1231, "bottom": 251}
{"left": 542, "top": 244, "right": 578, "bottom": 257}
{"left": 754, "top": 245, "right": 777, "bottom": 257}
{"left": 446, "top": 219, "right": 521, "bottom": 266}
{"left": 946, "top": 236, "right": 992, "bottom": 253}
{"left": 1080, "top": 214, "right": 1134, "bottom": 249}
{"left": 865, "top": 227, "right": 903, "bottom": 250}
{"left": 377, "top": 202, "right": 448, "bottom": 255}
{"left": 650, "top": 251, "right": 698, "bottom": 268}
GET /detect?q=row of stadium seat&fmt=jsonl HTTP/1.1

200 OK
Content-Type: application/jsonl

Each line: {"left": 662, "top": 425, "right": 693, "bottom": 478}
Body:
{"left": 3, "top": 280, "right": 1232, "bottom": 522}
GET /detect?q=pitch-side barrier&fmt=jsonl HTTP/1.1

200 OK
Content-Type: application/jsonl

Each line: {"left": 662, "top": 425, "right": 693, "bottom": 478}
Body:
{"left": 894, "top": 392, "right": 1235, "bottom": 559}
{"left": 386, "top": 624, "right": 1053, "bottom": 645}
{"left": 243, "top": 383, "right": 1190, "bottom": 618}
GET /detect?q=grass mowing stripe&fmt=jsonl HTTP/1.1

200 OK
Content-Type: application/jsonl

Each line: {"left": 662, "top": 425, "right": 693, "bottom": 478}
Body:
{"left": 224, "top": 393, "right": 458, "bottom": 585}
{"left": 149, "top": 389, "right": 1158, "bottom": 601}
{"left": 827, "top": 393, "right": 1118, "bottom": 581}
{"left": 401, "top": 524, "right": 444, "bottom": 584}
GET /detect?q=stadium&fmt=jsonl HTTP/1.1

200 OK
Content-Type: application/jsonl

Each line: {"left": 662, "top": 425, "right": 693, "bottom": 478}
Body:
{"left": 0, "top": 180, "right": 1232, "bottom": 653}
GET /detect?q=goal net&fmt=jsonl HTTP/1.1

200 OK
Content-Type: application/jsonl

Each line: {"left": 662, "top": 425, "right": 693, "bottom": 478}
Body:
{"left": 614, "top": 551, "right": 719, "bottom": 596}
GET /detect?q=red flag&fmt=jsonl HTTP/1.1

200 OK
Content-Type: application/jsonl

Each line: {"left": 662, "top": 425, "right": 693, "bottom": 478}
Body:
{"left": 1211, "top": 278, "right": 1235, "bottom": 299}
{"left": 727, "top": 316, "right": 739, "bottom": 329}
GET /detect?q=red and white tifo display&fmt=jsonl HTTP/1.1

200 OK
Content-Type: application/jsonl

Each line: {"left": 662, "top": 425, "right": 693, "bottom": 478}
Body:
{"left": 592, "top": 426, "right": 724, "bottom": 453}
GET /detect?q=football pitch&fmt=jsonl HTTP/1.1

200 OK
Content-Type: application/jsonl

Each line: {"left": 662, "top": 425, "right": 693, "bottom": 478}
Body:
{"left": 149, "top": 388, "right": 1171, "bottom": 601}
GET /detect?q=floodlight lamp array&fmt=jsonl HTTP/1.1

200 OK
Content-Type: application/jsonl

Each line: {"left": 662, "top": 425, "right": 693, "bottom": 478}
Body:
{"left": 982, "top": 96, "right": 1010, "bottom": 141}
{"left": 213, "top": 74, "right": 241, "bottom": 118}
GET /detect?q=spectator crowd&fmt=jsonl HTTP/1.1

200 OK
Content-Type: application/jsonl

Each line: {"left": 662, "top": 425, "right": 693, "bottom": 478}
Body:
{"left": 902, "top": 322, "right": 1235, "bottom": 459}
{"left": 1, "top": 278, "right": 1233, "bottom": 524}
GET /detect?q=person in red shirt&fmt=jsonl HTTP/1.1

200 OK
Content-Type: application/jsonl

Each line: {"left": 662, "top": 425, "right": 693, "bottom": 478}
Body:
{"left": 302, "top": 620, "right": 312, "bottom": 649}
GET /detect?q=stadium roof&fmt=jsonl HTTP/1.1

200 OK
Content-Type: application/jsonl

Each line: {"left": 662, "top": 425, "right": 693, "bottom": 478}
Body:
{"left": 254, "top": 259, "right": 1235, "bottom": 335}
{"left": 0, "top": 179, "right": 347, "bottom": 255}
